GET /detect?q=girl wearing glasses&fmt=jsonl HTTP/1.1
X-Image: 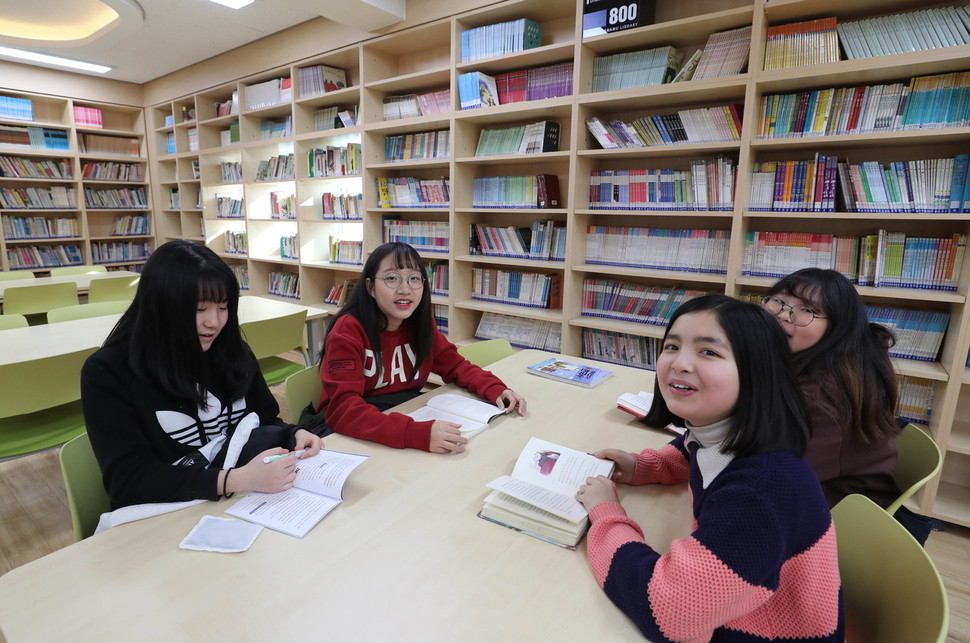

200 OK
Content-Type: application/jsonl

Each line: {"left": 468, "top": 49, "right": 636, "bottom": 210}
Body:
{"left": 764, "top": 268, "right": 900, "bottom": 509}
{"left": 318, "top": 242, "right": 526, "bottom": 453}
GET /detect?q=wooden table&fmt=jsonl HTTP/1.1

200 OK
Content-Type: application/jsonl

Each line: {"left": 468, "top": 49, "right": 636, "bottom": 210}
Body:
{"left": 0, "top": 270, "right": 140, "bottom": 303}
{"left": 0, "top": 350, "right": 691, "bottom": 642}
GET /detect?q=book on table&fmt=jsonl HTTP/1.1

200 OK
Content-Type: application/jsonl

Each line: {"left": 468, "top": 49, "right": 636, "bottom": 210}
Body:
{"left": 616, "top": 390, "right": 654, "bottom": 418}
{"left": 224, "top": 449, "right": 368, "bottom": 538}
{"left": 478, "top": 436, "right": 615, "bottom": 549}
{"left": 526, "top": 357, "right": 613, "bottom": 388}
{"left": 405, "top": 393, "right": 504, "bottom": 439}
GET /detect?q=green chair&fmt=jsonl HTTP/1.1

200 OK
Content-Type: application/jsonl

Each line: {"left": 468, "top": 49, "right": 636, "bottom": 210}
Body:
{"left": 457, "top": 338, "right": 514, "bottom": 367}
{"left": 285, "top": 363, "right": 323, "bottom": 424}
{"left": 0, "top": 314, "right": 28, "bottom": 330}
{"left": 0, "top": 271, "right": 34, "bottom": 282}
{"left": 87, "top": 275, "right": 139, "bottom": 303}
{"left": 886, "top": 423, "right": 943, "bottom": 516}
{"left": 0, "top": 346, "right": 97, "bottom": 458}
{"left": 2, "top": 281, "right": 78, "bottom": 325}
{"left": 47, "top": 300, "right": 130, "bottom": 324}
{"left": 832, "top": 494, "right": 949, "bottom": 643}
{"left": 240, "top": 309, "right": 308, "bottom": 386}
{"left": 59, "top": 432, "right": 111, "bottom": 541}
{"left": 49, "top": 265, "right": 107, "bottom": 276}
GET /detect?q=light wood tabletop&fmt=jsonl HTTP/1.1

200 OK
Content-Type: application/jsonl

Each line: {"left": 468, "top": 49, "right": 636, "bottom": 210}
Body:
{"left": 0, "top": 349, "right": 690, "bottom": 642}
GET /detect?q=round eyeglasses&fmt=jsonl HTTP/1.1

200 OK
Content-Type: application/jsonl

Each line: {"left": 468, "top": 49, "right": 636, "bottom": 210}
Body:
{"left": 761, "top": 296, "right": 827, "bottom": 327}
{"left": 377, "top": 272, "right": 425, "bottom": 290}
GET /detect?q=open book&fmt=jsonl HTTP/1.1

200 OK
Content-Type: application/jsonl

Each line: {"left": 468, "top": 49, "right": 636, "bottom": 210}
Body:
{"left": 224, "top": 449, "right": 368, "bottom": 538}
{"left": 478, "top": 436, "right": 615, "bottom": 549}
{"left": 405, "top": 393, "right": 504, "bottom": 439}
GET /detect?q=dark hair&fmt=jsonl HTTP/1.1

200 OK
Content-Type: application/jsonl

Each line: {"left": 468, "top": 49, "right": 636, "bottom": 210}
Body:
{"left": 323, "top": 242, "right": 434, "bottom": 377}
{"left": 767, "top": 267, "right": 898, "bottom": 443}
{"left": 644, "top": 294, "right": 810, "bottom": 457}
{"left": 104, "top": 240, "right": 250, "bottom": 408}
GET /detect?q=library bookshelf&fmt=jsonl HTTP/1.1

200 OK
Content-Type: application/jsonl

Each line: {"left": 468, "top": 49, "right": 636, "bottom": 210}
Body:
{"left": 141, "top": 0, "right": 970, "bottom": 526}
{"left": 0, "top": 93, "right": 151, "bottom": 273}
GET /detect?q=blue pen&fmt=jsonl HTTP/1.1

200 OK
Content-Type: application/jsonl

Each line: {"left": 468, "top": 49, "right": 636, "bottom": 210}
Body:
{"left": 262, "top": 449, "right": 306, "bottom": 464}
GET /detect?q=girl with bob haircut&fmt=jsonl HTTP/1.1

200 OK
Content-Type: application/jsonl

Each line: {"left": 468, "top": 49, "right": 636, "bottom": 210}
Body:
{"left": 318, "top": 241, "right": 525, "bottom": 453}
{"left": 82, "top": 240, "right": 323, "bottom": 509}
{"left": 576, "top": 295, "right": 843, "bottom": 642}
{"left": 764, "top": 267, "right": 900, "bottom": 509}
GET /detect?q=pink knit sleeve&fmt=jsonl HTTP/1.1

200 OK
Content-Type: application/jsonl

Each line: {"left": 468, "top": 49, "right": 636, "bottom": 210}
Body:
{"left": 631, "top": 442, "right": 690, "bottom": 486}
{"left": 585, "top": 502, "right": 652, "bottom": 587}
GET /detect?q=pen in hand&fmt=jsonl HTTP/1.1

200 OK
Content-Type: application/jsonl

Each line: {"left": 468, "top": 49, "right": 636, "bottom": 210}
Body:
{"left": 263, "top": 449, "right": 306, "bottom": 464}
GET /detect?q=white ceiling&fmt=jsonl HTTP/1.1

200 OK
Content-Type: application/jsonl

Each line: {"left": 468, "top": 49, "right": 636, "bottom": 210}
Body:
{"left": 0, "top": 0, "right": 401, "bottom": 84}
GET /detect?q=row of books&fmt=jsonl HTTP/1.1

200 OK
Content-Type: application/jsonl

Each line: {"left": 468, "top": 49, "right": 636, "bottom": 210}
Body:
{"left": 245, "top": 77, "right": 292, "bottom": 111}
{"left": 384, "top": 130, "right": 450, "bottom": 163}
{"left": 81, "top": 161, "right": 144, "bottom": 182}
{"left": 459, "top": 62, "right": 574, "bottom": 111}
{"left": 0, "top": 125, "right": 70, "bottom": 151}
{"left": 321, "top": 191, "right": 363, "bottom": 220}
{"left": 585, "top": 226, "right": 730, "bottom": 274}
{"left": 260, "top": 117, "right": 293, "bottom": 140}
{"left": 0, "top": 186, "right": 76, "bottom": 209}
{"left": 749, "top": 156, "right": 837, "bottom": 212}
{"left": 232, "top": 265, "right": 249, "bottom": 291}
{"left": 329, "top": 237, "right": 362, "bottom": 265}
{"left": 78, "top": 133, "right": 139, "bottom": 157}
{"left": 6, "top": 244, "right": 82, "bottom": 269}
{"left": 186, "top": 127, "right": 199, "bottom": 152}
{"left": 221, "top": 161, "right": 243, "bottom": 183}
{"left": 582, "top": 327, "right": 657, "bottom": 371}
{"left": 690, "top": 25, "right": 752, "bottom": 80}
{"left": 164, "top": 131, "right": 176, "bottom": 154}
{"left": 0, "top": 155, "right": 71, "bottom": 179}
{"left": 84, "top": 187, "right": 148, "bottom": 209}
{"left": 255, "top": 154, "right": 296, "bottom": 181}
{"left": 591, "top": 45, "right": 684, "bottom": 92}
{"left": 899, "top": 70, "right": 970, "bottom": 130}
{"left": 110, "top": 213, "right": 150, "bottom": 236}
{"left": 280, "top": 233, "right": 299, "bottom": 260}
{"left": 376, "top": 176, "right": 450, "bottom": 208}
{"left": 837, "top": 5, "right": 970, "bottom": 60}
{"left": 1, "top": 215, "right": 78, "bottom": 240}
{"left": 475, "top": 311, "right": 561, "bottom": 352}
{"left": 313, "top": 105, "right": 357, "bottom": 131}
{"left": 269, "top": 270, "right": 300, "bottom": 299}
{"left": 73, "top": 106, "right": 103, "bottom": 129}
{"left": 167, "top": 187, "right": 180, "bottom": 209}
{"left": 214, "top": 92, "right": 239, "bottom": 118}
{"left": 216, "top": 195, "right": 244, "bottom": 218}
{"left": 297, "top": 64, "right": 347, "bottom": 98}
{"left": 0, "top": 95, "right": 33, "bottom": 122}
{"left": 382, "top": 90, "right": 451, "bottom": 120}
{"left": 224, "top": 230, "right": 247, "bottom": 255}
{"left": 324, "top": 279, "right": 355, "bottom": 307}
{"left": 459, "top": 18, "right": 542, "bottom": 62}
{"left": 475, "top": 120, "right": 560, "bottom": 156}
{"left": 270, "top": 192, "right": 296, "bottom": 219}
{"left": 471, "top": 174, "right": 561, "bottom": 209}
{"left": 471, "top": 268, "right": 562, "bottom": 309}
{"left": 588, "top": 160, "right": 737, "bottom": 212}
{"left": 764, "top": 17, "right": 839, "bottom": 70}
{"left": 581, "top": 280, "right": 708, "bottom": 327}
{"left": 91, "top": 240, "right": 151, "bottom": 264}
{"left": 469, "top": 220, "right": 566, "bottom": 262}
{"left": 867, "top": 305, "right": 949, "bottom": 362}
{"left": 586, "top": 103, "right": 743, "bottom": 149}
{"left": 425, "top": 260, "right": 449, "bottom": 296}
{"left": 895, "top": 375, "right": 935, "bottom": 426}
{"left": 433, "top": 304, "right": 448, "bottom": 334}
{"left": 381, "top": 219, "right": 449, "bottom": 254}
{"left": 308, "top": 144, "right": 361, "bottom": 178}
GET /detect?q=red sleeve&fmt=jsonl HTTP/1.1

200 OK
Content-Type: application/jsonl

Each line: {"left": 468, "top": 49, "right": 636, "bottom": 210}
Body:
{"left": 631, "top": 434, "right": 690, "bottom": 486}
{"left": 428, "top": 330, "right": 508, "bottom": 404}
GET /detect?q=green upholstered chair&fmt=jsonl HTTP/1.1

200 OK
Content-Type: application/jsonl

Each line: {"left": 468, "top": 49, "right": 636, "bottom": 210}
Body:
{"left": 86, "top": 274, "right": 139, "bottom": 303}
{"left": 832, "top": 494, "right": 949, "bottom": 643}
{"left": 240, "top": 309, "right": 308, "bottom": 386}
{"left": 0, "top": 346, "right": 97, "bottom": 458}
{"left": 49, "top": 265, "right": 107, "bottom": 276}
{"left": 47, "top": 300, "right": 130, "bottom": 324}
{"left": 0, "top": 271, "right": 34, "bottom": 281}
{"left": 59, "top": 432, "right": 111, "bottom": 541}
{"left": 0, "top": 314, "right": 28, "bottom": 330}
{"left": 2, "top": 281, "right": 78, "bottom": 325}
{"left": 457, "top": 338, "right": 514, "bottom": 367}
{"left": 285, "top": 363, "right": 323, "bottom": 424}
{"left": 886, "top": 423, "right": 943, "bottom": 516}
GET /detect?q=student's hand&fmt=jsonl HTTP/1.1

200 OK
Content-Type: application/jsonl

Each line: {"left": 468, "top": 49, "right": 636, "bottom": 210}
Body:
{"left": 231, "top": 448, "right": 299, "bottom": 494}
{"left": 494, "top": 389, "right": 527, "bottom": 416}
{"left": 576, "top": 475, "right": 620, "bottom": 511}
{"left": 593, "top": 448, "right": 636, "bottom": 484}
{"left": 293, "top": 429, "right": 323, "bottom": 457}
{"left": 429, "top": 420, "right": 467, "bottom": 454}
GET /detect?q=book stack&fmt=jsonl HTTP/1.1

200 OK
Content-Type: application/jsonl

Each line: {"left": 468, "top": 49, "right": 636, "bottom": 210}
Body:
{"left": 381, "top": 218, "right": 449, "bottom": 253}
{"left": 475, "top": 121, "right": 560, "bottom": 156}
{"left": 244, "top": 77, "right": 290, "bottom": 110}
{"left": 224, "top": 230, "right": 247, "bottom": 255}
{"left": 220, "top": 161, "right": 243, "bottom": 183}
{"left": 214, "top": 92, "right": 239, "bottom": 117}
{"left": 280, "top": 233, "right": 299, "bottom": 260}
{"left": 73, "top": 106, "right": 103, "bottom": 129}
{"left": 1, "top": 215, "right": 78, "bottom": 239}
{"left": 0, "top": 95, "right": 33, "bottom": 121}
{"left": 472, "top": 174, "right": 561, "bottom": 209}
{"left": 111, "top": 214, "right": 149, "bottom": 235}
{"left": 0, "top": 156, "right": 71, "bottom": 179}
{"left": 187, "top": 127, "right": 198, "bottom": 152}
{"left": 260, "top": 117, "right": 293, "bottom": 139}
{"left": 81, "top": 161, "right": 144, "bottom": 181}
{"left": 433, "top": 304, "right": 448, "bottom": 334}
{"left": 321, "top": 191, "right": 363, "bottom": 220}
{"left": 165, "top": 131, "right": 175, "bottom": 154}
{"left": 475, "top": 311, "right": 561, "bottom": 351}
{"left": 91, "top": 240, "right": 151, "bottom": 264}
{"left": 269, "top": 271, "right": 300, "bottom": 298}
{"left": 763, "top": 18, "right": 839, "bottom": 70}
{"left": 582, "top": 280, "right": 710, "bottom": 326}
{"left": 216, "top": 195, "right": 244, "bottom": 218}
{"left": 269, "top": 191, "right": 296, "bottom": 219}
{"left": 307, "top": 144, "right": 361, "bottom": 177}
{"left": 741, "top": 232, "right": 857, "bottom": 281}
{"left": 900, "top": 70, "right": 970, "bottom": 130}
{"left": 748, "top": 156, "right": 839, "bottom": 213}
{"left": 382, "top": 90, "right": 450, "bottom": 120}
{"left": 458, "top": 72, "right": 500, "bottom": 110}
{"left": 591, "top": 46, "right": 683, "bottom": 92}
{"left": 328, "top": 238, "right": 362, "bottom": 265}
{"left": 586, "top": 103, "right": 742, "bottom": 149}
{"left": 588, "top": 159, "right": 737, "bottom": 212}
{"left": 254, "top": 154, "right": 296, "bottom": 181}
{"left": 84, "top": 186, "right": 148, "bottom": 209}
{"left": 425, "top": 260, "right": 449, "bottom": 295}
{"left": 756, "top": 83, "right": 911, "bottom": 138}
{"left": 375, "top": 177, "right": 450, "bottom": 208}
{"left": 79, "top": 133, "right": 139, "bottom": 156}
{"left": 583, "top": 327, "right": 658, "bottom": 371}
{"left": 470, "top": 220, "right": 566, "bottom": 262}
{"left": 6, "top": 244, "right": 82, "bottom": 269}
{"left": 324, "top": 279, "right": 356, "bottom": 306}
{"left": 585, "top": 225, "right": 730, "bottom": 274}
{"left": 460, "top": 18, "right": 542, "bottom": 62}
{"left": 526, "top": 61, "right": 573, "bottom": 100}
{"left": 312, "top": 105, "right": 355, "bottom": 131}
{"left": 471, "top": 268, "right": 562, "bottom": 309}
{"left": 297, "top": 64, "right": 347, "bottom": 97}
{"left": 459, "top": 62, "right": 573, "bottom": 108}
{"left": 838, "top": 6, "right": 970, "bottom": 60}
{"left": 896, "top": 375, "right": 936, "bottom": 426}
{"left": 494, "top": 69, "right": 528, "bottom": 104}
{"left": 867, "top": 305, "right": 949, "bottom": 362}
{"left": 0, "top": 186, "right": 77, "bottom": 209}
{"left": 692, "top": 25, "right": 752, "bottom": 79}
{"left": 384, "top": 130, "right": 450, "bottom": 162}
{"left": 232, "top": 265, "right": 249, "bottom": 291}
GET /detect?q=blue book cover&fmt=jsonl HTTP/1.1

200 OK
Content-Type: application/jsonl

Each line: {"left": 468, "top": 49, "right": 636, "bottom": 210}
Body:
{"left": 526, "top": 358, "right": 613, "bottom": 388}
{"left": 951, "top": 153, "right": 970, "bottom": 212}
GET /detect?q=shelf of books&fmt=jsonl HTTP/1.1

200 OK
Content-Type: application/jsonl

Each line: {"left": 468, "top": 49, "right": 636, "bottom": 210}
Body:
{"left": 138, "top": 0, "right": 970, "bottom": 525}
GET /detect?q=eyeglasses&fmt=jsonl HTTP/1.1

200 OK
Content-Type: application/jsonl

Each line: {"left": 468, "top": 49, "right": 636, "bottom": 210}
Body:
{"left": 377, "top": 272, "right": 425, "bottom": 290}
{"left": 761, "top": 296, "right": 827, "bottom": 327}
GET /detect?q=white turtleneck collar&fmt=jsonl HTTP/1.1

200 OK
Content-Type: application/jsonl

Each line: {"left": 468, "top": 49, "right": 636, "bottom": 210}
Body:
{"left": 683, "top": 417, "right": 735, "bottom": 489}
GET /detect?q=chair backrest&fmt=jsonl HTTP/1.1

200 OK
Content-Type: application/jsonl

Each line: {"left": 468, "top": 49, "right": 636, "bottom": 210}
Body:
{"left": 2, "top": 281, "right": 78, "bottom": 318}
{"left": 886, "top": 423, "right": 944, "bottom": 515}
{"left": 0, "top": 271, "right": 34, "bottom": 282}
{"left": 457, "top": 338, "right": 514, "bottom": 367}
{"left": 59, "top": 432, "right": 111, "bottom": 541}
{"left": 86, "top": 274, "right": 139, "bottom": 303}
{"left": 0, "top": 347, "right": 96, "bottom": 418}
{"left": 832, "top": 494, "right": 949, "bottom": 643}
{"left": 285, "top": 363, "right": 323, "bottom": 424}
{"left": 49, "top": 265, "right": 107, "bottom": 276}
{"left": 0, "top": 313, "right": 28, "bottom": 330}
{"left": 47, "top": 300, "right": 130, "bottom": 324}
{"left": 240, "top": 309, "right": 308, "bottom": 360}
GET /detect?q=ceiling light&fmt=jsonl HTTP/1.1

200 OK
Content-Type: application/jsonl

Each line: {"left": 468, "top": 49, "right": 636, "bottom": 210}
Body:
{"left": 205, "top": 0, "right": 256, "bottom": 8}
{"left": 0, "top": 46, "right": 110, "bottom": 73}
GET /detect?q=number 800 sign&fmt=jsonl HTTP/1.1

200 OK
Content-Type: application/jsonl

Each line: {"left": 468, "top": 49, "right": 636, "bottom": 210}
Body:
{"left": 582, "top": 0, "right": 655, "bottom": 38}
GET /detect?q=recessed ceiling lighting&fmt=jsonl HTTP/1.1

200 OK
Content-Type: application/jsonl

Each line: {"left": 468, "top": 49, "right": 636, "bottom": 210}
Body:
{"left": 0, "top": 45, "right": 110, "bottom": 73}
{"left": 205, "top": 0, "right": 256, "bottom": 8}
